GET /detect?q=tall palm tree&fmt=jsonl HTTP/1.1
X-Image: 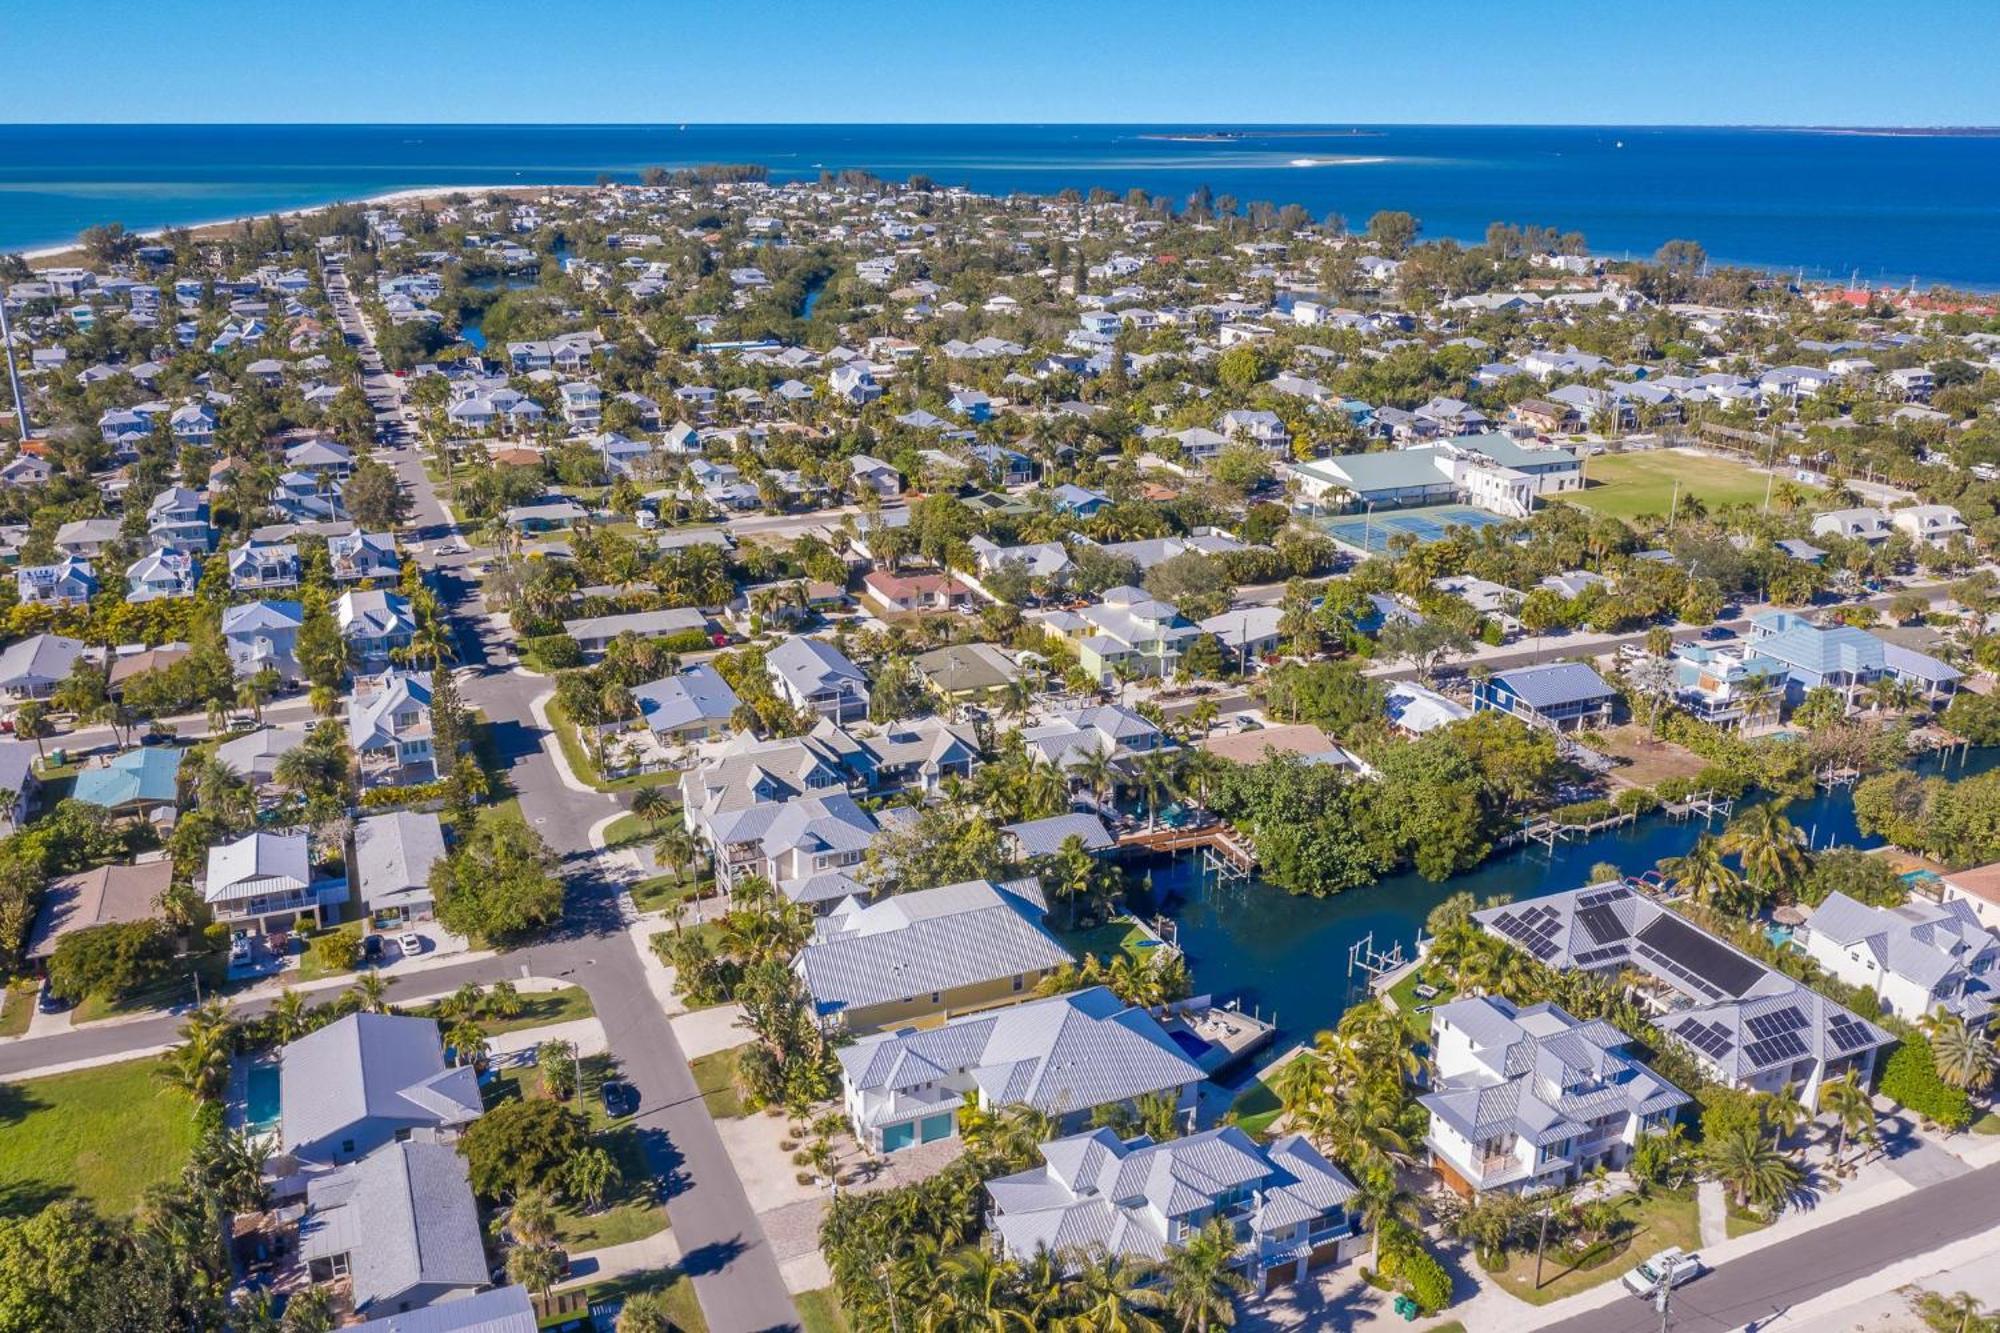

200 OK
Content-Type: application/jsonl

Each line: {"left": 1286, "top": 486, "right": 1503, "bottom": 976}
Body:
{"left": 1761, "top": 1082, "right": 1811, "bottom": 1150}
{"left": 507, "top": 1243, "right": 565, "bottom": 1305}
{"left": 1152, "top": 1216, "right": 1251, "bottom": 1333}
{"left": 269, "top": 988, "right": 311, "bottom": 1044}
{"left": 1922, "top": 1011, "right": 1997, "bottom": 1093}
{"left": 1818, "top": 1074, "right": 1875, "bottom": 1168}
{"left": 1722, "top": 803, "right": 1809, "bottom": 903}
{"left": 1352, "top": 1165, "right": 1419, "bottom": 1267}
{"left": 1133, "top": 750, "right": 1183, "bottom": 832}
{"left": 631, "top": 785, "right": 675, "bottom": 830}
{"left": 1073, "top": 747, "right": 1120, "bottom": 815}
{"left": 1659, "top": 833, "right": 1745, "bottom": 913}
{"left": 349, "top": 970, "right": 393, "bottom": 1014}
{"left": 1068, "top": 1251, "right": 1164, "bottom": 1333}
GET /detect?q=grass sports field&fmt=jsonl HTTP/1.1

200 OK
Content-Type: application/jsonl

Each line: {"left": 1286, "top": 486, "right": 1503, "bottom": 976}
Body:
{"left": 1564, "top": 449, "right": 1795, "bottom": 520}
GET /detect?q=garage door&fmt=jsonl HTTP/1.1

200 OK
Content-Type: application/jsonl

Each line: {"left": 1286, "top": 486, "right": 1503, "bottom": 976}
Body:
{"left": 882, "top": 1121, "right": 916, "bottom": 1152}
{"left": 919, "top": 1112, "right": 956, "bottom": 1143}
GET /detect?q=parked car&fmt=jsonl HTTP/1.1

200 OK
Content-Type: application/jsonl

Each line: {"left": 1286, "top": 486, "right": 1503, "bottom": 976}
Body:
{"left": 398, "top": 931, "right": 425, "bottom": 957}
{"left": 228, "top": 932, "right": 252, "bottom": 965}
{"left": 600, "top": 1079, "right": 638, "bottom": 1118}
{"left": 36, "top": 976, "right": 72, "bottom": 1014}
{"left": 1622, "top": 1247, "right": 1701, "bottom": 1298}
{"left": 361, "top": 934, "right": 384, "bottom": 963}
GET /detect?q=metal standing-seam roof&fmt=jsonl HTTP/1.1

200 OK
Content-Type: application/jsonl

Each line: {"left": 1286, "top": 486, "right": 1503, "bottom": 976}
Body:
{"left": 278, "top": 1012, "right": 482, "bottom": 1155}
{"left": 1490, "top": 661, "right": 1617, "bottom": 709}
{"left": 352, "top": 1285, "right": 536, "bottom": 1332}
{"left": 1000, "top": 813, "right": 1116, "bottom": 858}
{"left": 795, "top": 878, "right": 1069, "bottom": 1018}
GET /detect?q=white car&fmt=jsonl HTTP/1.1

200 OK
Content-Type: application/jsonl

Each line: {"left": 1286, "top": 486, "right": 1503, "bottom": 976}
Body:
{"left": 228, "top": 933, "right": 252, "bottom": 965}
{"left": 398, "top": 932, "right": 425, "bottom": 957}
{"left": 1622, "top": 1246, "right": 1701, "bottom": 1298}
{"left": 435, "top": 539, "right": 466, "bottom": 556}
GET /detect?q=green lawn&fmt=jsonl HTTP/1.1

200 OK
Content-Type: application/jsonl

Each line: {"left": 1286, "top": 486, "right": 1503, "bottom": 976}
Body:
{"left": 412, "top": 985, "right": 596, "bottom": 1038}
{"left": 1973, "top": 1111, "right": 2000, "bottom": 1135}
{"left": 0, "top": 985, "right": 33, "bottom": 1038}
{"left": 539, "top": 1269, "right": 705, "bottom": 1332}
{"left": 1725, "top": 1203, "right": 1773, "bottom": 1239}
{"left": 0, "top": 1058, "right": 199, "bottom": 1218}
{"left": 1564, "top": 450, "right": 1797, "bottom": 522}
{"left": 795, "top": 1288, "right": 852, "bottom": 1333}
{"left": 1490, "top": 1187, "right": 1700, "bottom": 1304}
{"left": 1386, "top": 969, "right": 1452, "bottom": 1045}
{"left": 1055, "top": 918, "right": 1155, "bottom": 964}
{"left": 630, "top": 874, "right": 708, "bottom": 914}
{"left": 688, "top": 1047, "right": 744, "bottom": 1120}
{"left": 484, "top": 1057, "right": 666, "bottom": 1251}
{"left": 1227, "top": 1076, "right": 1285, "bottom": 1139}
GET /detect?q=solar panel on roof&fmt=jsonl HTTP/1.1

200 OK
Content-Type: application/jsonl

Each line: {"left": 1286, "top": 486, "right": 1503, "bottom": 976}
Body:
{"left": 1742, "top": 1031, "right": 1810, "bottom": 1068}
{"left": 1827, "top": 1014, "right": 1876, "bottom": 1053}
{"left": 1745, "top": 1007, "right": 1807, "bottom": 1041}
{"left": 1636, "top": 914, "right": 1765, "bottom": 999}
{"left": 1576, "top": 904, "right": 1630, "bottom": 948}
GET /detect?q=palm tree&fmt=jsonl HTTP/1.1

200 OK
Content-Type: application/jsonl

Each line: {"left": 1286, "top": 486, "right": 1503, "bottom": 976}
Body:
{"left": 1819, "top": 1074, "right": 1875, "bottom": 1168}
{"left": 1073, "top": 747, "right": 1120, "bottom": 815}
{"left": 1659, "top": 833, "right": 1745, "bottom": 912}
{"left": 933, "top": 1249, "right": 1030, "bottom": 1332}
{"left": 507, "top": 1242, "right": 565, "bottom": 1305}
{"left": 446, "top": 1018, "right": 489, "bottom": 1069}
{"left": 349, "top": 970, "right": 393, "bottom": 1014}
{"left": 653, "top": 824, "right": 701, "bottom": 892}
{"left": 160, "top": 1000, "right": 236, "bottom": 1103}
{"left": 631, "top": 785, "right": 675, "bottom": 830}
{"left": 1912, "top": 1292, "right": 1987, "bottom": 1333}
{"left": 487, "top": 979, "right": 523, "bottom": 1019}
{"left": 1352, "top": 1165, "right": 1419, "bottom": 1267}
{"left": 1922, "top": 1011, "right": 1997, "bottom": 1093}
{"left": 615, "top": 1290, "right": 679, "bottom": 1333}
{"left": 1069, "top": 1251, "right": 1165, "bottom": 1333}
{"left": 1722, "top": 803, "right": 1809, "bottom": 903}
{"left": 508, "top": 1189, "right": 559, "bottom": 1247}
{"left": 269, "top": 988, "right": 311, "bottom": 1044}
{"left": 566, "top": 1144, "right": 621, "bottom": 1213}
{"left": 1133, "top": 750, "right": 1183, "bottom": 832}
{"left": 1762, "top": 1082, "right": 1811, "bottom": 1150}
{"left": 1153, "top": 1216, "right": 1251, "bottom": 1333}
{"left": 1704, "top": 1125, "right": 1801, "bottom": 1212}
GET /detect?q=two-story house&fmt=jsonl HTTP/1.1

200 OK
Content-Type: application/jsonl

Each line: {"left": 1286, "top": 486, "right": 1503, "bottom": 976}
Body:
{"left": 329, "top": 530, "right": 401, "bottom": 583}
{"left": 985, "top": 1126, "right": 1363, "bottom": 1294}
{"left": 15, "top": 557, "right": 97, "bottom": 607}
{"left": 1031, "top": 586, "right": 1200, "bottom": 687}
{"left": 766, "top": 635, "right": 870, "bottom": 724}
{"left": 228, "top": 540, "right": 302, "bottom": 593}
{"left": 1799, "top": 892, "right": 1998, "bottom": 1027}
{"left": 146, "top": 486, "right": 214, "bottom": 553}
{"left": 203, "top": 828, "right": 347, "bottom": 931}
{"left": 1420, "top": 995, "right": 1690, "bottom": 1197}
{"left": 221, "top": 600, "right": 305, "bottom": 680}
{"left": 336, "top": 589, "right": 417, "bottom": 670}
{"left": 347, "top": 670, "right": 437, "bottom": 788}
{"left": 278, "top": 1012, "right": 482, "bottom": 1168}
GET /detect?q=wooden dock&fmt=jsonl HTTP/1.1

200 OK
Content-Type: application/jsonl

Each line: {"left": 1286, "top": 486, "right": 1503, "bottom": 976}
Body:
{"left": 1117, "top": 822, "right": 1257, "bottom": 873}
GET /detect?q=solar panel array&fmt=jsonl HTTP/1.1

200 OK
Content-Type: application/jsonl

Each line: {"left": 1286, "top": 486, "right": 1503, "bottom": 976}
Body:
{"left": 1634, "top": 942, "right": 1728, "bottom": 1001}
{"left": 1490, "top": 903, "right": 1564, "bottom": 961}
{"left": 1677, "top": 1019, "right": 1735, "bottom": 1060}
{"left": 1744, "top": 1006, "right": 1806, "bottom": 1041}
{"left": 1576, "top": 887, "right": 1630, "bottom": 909}
{"left": 1576, "top": 904, "right": 1630, "bottom": 948}
{"left": 1573, "top": 945, "right": 1630, "bottom": 968}
{"left": 1742, "top": 1030, "right": 1811, "bottom": 1068}
{"left": 1635, "top": 915, "right": 1767, "bottom": 999}
{"left": 1827, "top": 1013, "right": 1877, "bottom": 1054}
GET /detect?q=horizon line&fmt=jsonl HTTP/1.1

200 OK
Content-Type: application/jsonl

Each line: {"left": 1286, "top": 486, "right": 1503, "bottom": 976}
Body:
{"left": 2, "top": 120, "right": 1997, "bottom": 132}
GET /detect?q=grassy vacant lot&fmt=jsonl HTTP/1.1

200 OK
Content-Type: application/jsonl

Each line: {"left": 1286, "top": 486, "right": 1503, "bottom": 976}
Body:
{"left": 0, "top": 1058, "right": 198, "bottom": 1218}
{"left": 688, "top": 1047, "right": 744, "bottom": 1120}
{"left": 411, "top": 984, "right": 595, "bottom": 1038}
{"left": 1490, "top": 1187, "right": 1699, "bottom": 1304}
{"left": 485, "top": 1056, "right": 665, "bottom": 1251}
{"left": 1594, "top": 726, "right": 1710, "bottom": 789}
{"left": 794, "top": 1288, "right": 852, "bottom": 1333}
{"left": 0, "top": 985, "right": 33, "bottom": 1038}
{"left": 1566, "top": 450, "right": 1786, "bottom": 521}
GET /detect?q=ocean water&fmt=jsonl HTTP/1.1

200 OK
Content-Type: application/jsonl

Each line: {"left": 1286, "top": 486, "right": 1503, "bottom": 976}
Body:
{"left": 6, "top": 124, "right": 2000, "bottom": 287}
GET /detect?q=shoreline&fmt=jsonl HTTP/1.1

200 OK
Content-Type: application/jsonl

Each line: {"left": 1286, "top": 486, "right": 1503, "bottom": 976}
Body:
{"left": 15, "top": 183, "right": 546, "bottom": 265}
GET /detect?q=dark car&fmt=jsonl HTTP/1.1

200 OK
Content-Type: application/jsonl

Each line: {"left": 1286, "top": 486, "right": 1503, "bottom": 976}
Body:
{"left": 1701, "top": 626, "right": 1736, "bottom": 641}
{"left": 361, "top": 934, "right": 384, "bottom": 963}
{"left": 600, "top": 1079, "right": 638, "bottom": 1118}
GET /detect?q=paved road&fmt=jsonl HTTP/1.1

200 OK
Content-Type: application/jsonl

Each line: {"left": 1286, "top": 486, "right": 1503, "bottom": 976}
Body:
{"left": 1539, "top": 1161, "right": 2000, "bottom": 1332}
{"left": 348, "top": 267, "right": 807, "bottom": 1331}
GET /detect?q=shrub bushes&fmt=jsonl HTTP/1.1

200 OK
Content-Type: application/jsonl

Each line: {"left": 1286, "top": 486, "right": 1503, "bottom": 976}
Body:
{"left": 520, "top": 634, "right": 583, "bottom": 671}
{"left": 1880, "top": 1035, "right": 1973, "bottom": 1130}
{"left": 309, "top": 930, "right": 360, "bottom": 973}
{"left": 1376, "top": 1219, "right": 1454, "bottom": 1314}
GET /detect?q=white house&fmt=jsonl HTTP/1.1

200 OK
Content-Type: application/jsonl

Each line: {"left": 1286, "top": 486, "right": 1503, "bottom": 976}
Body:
{"left": 1798, "top": 891, "right": 1998, "bottom": 1027}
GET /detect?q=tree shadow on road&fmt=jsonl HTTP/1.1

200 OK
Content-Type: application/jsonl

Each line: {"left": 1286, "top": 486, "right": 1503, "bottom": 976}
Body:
{"left": 676, "top": 1234, "right": 749, "bottom": 1278}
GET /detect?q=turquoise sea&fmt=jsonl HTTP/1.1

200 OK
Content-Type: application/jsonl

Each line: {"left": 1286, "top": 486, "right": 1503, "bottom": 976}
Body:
{"left": 5, "top": 124, "right": 2000, "bottom": 287}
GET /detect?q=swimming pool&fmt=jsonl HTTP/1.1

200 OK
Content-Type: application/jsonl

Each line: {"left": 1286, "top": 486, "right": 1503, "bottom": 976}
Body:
{"left": 246, "top": 1063, "right": 280, "bottom": 1135}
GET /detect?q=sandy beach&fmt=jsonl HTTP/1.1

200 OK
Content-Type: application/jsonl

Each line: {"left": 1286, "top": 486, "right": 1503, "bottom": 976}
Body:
{"left": 18, "top": 183, "right": 548, "bottom": 266}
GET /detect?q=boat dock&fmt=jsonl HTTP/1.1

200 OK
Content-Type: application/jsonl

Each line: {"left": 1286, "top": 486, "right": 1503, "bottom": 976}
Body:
{"left": 1117, "top": 821, "right": 1258, "bottom": 874}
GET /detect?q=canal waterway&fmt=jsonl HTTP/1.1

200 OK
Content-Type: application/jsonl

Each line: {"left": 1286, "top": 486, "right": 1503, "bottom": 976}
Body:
{"left": 1128, "top": 747, "right": 1996, "bottom": 1052}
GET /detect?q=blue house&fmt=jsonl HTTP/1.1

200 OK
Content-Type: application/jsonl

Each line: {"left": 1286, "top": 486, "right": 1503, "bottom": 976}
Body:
{"left": 1050, "top": 484, "right": 1112, "bottom": 518}
{"left": 73, "top": 747, "right": 183, "bottom": 819}
{"left": 1473, "top": 662, "right": 1616, "bottom": 732}
{"left": 947, "top": 389, "right": 994, "bottom": 423}
{"left": 1746, "top": 612, "right": 1959, "bottom": 705}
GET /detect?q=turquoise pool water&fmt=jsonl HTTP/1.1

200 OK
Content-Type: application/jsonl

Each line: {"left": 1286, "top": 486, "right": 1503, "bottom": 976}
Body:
{"left": 246, "top": 1063, "right": 280, "bottom": 1134}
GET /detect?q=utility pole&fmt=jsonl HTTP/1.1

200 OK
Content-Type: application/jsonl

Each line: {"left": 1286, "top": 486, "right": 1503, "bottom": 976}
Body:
{"left": 1654, "top": 1273, "right": 1673, "bottom": 1333}
{"left": 0, "top": 286, "right": 29, "bottom": 443}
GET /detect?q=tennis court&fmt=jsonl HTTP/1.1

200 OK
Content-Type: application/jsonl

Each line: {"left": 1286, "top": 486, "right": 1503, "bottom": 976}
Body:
{"left": 1318, "top": 503, "right": 1512, "bottom": 554}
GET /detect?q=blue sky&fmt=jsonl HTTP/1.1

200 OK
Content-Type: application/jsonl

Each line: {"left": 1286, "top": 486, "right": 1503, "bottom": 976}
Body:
{"left": 2, "top": 0, "right": 1994, "bottom": 125}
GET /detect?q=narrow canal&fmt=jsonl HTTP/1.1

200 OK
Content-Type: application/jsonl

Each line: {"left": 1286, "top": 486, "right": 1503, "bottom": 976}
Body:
{"left": 1128, "top": 747, "right": 1995, "bottom": 1051}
